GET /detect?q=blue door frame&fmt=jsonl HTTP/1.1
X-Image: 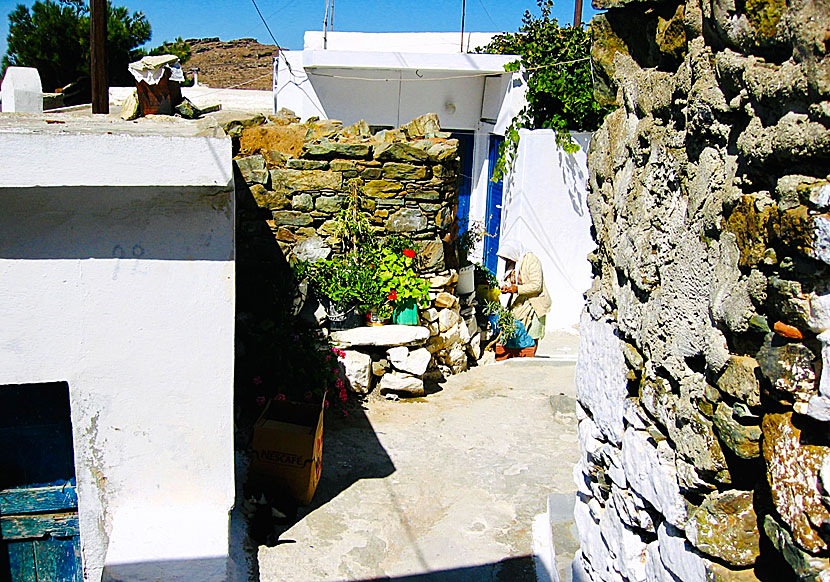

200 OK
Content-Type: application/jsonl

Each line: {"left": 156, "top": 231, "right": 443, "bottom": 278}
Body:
{"left": 450, "top": 131, "right": 475, "bottom": 237}
{"left": 0, "top": 383, "right": 81, "bottom": 582}
{"left": 483, "top": 135, "right": 505, "bottom": 274}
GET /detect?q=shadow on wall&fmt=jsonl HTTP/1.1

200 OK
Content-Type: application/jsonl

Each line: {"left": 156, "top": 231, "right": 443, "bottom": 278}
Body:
{"left": 556, "top": 136, "right": 590, "bottom": 218}
{"left": 0, "top": 186, "right": 234, "bottom": 261}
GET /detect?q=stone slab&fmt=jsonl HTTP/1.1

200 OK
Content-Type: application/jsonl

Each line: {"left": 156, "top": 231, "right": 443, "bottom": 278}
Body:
{"left": 331, "top": 325, "right": 430, "bottom": 348}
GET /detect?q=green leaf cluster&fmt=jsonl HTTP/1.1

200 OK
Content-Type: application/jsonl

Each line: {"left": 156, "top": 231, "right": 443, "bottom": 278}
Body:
{"left": 376, "top": 248, "right": 430, "bottom": 306}
{"left": 294, "top": 178, "right": 429, "bottom": 315}
{"left": 479, "top": 0, "right": 614, "bottom": 178}
{"left": 484, "top": 300, "right": 519, "bottom": 340}
{"left": 2, "top": 0, "right": 152, "bottom": 90}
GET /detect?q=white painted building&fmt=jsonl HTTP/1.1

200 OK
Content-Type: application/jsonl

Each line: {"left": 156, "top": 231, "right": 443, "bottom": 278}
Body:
{"left": 275, "top": 32, "right": 524, "bottom": 263}
{"left": 498, "top": 130, "right": 595, "bottom": 331}
{"left": 0, "top": 113, "right": 236, "bottom": 581}
{"left": 275, "top": 32, "right": 593, "bottom": 331}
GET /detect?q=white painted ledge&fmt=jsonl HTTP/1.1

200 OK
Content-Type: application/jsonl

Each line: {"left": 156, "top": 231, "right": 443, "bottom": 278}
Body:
{"left": 0, "top": 114, "right": 232, "bottom": 188}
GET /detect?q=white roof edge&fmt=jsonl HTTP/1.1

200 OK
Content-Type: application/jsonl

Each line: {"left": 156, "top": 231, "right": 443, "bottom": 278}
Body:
{"left": 0, "top": 126, "right": 232, "bottom": 188}
{"left": 302, "top": 49, "right": 516, "bottom": 73}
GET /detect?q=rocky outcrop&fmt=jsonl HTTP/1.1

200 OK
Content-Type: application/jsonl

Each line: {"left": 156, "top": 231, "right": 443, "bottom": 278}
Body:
{"left": 577, "top": 0, "right": 830, "bottom": 578}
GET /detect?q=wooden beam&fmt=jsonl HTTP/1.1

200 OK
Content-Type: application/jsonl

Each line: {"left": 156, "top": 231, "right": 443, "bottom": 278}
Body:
{"left": 90, "top": 0, "right": 108, "bottom": 113}
{"left": 574, "top": 0, "right": 584, "bottom": 27}
{"left": 0, "top": 485, "right": 78, "bottom": 515}
{"left": 1, "top": 513, "right": 79, "bottom": 540}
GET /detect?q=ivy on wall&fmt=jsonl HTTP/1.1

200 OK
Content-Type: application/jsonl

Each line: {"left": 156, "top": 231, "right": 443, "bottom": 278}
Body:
{"left": 479, "top": 0, "right": 614, "bottom": 178}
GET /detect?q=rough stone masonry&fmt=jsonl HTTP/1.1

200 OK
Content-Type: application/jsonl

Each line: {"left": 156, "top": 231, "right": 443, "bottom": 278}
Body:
{"left": 232, "top": 111, "right": 480, "bottom": 395}
{"left": 576, "top": 0, "right": 830, "bottom": 579}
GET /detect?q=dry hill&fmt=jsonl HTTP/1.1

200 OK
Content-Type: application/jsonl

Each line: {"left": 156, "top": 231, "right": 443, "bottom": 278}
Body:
{"left": 185, "top": 37, "right": 279, "bottom": 91}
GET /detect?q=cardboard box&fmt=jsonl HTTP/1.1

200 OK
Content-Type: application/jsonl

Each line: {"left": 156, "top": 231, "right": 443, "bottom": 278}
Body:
{"left": 250, "top": 399, "right": 325, "bottom": 505}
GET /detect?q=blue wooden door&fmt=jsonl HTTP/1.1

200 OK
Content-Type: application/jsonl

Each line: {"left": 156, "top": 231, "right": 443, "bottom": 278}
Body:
{"left": 483, "top": 135, "right": 505, "bottom": 274}
{"left": 0, "top": 383, "right": 82, "bottom": 582}
{"left": 450, "top": 131, "right": 475, "bottom": 237}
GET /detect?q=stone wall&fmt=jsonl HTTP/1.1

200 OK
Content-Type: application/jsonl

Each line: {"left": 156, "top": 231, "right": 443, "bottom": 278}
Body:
{"left": 576, "top": 0, "right": 830, "bottom": 579}
{"left": 232, "top": 112, "right": 482, "bottom": 394}
{"left": 233, "top": 111, "right": 458, "bottom": 266}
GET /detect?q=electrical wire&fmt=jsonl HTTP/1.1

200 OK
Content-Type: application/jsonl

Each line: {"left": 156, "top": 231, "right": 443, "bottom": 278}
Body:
{"left": 477, "top": 0, "right": 500, "bottom": 29}
{"left": 249, "top": 0, "right": 296, "bottom": 75}
{"left": 250, "top": 0, "right": 282, "bottom": 49}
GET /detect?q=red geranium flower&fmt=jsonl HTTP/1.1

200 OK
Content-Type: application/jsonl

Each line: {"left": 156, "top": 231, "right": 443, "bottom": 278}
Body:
{"left": 388, "top": 290, "right": 398, "bottom": 301}
{"left": 402, "top": 249, "right": 416, "bottom": 258}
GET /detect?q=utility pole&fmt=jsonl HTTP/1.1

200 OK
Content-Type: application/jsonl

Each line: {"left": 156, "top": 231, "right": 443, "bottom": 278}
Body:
{"left": 573, "top": 0, "right": 583, "bottom": 27}
{"left": 323, "top": 0, "right": 330, "bottom": 49}
{"left": 460, "top": 0, "right": 466, "bottom": 52}
{"left": 90, "top": 0, "right": 108, "bottom": 113}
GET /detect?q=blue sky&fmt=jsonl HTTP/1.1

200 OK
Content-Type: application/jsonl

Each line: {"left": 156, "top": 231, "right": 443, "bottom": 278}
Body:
{"left": 0, "top": 0, "right": 598, "bottom": 59}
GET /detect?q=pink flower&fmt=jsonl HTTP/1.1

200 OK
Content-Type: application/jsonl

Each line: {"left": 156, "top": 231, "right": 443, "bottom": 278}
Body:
{"left": 324, "top": 399, "right": 330, "bottom": 408}
{"left": 252, "top": 376, "right": 263, "bottom": 385}
{"left": 342, "top": 409, "right": 349, "bottom": 418}
{"left": 273, "top": 393, "right": 287, "bottom": 401}
{"left": 403, "top": 248, "right": 416, "bottom": 258}
{"left": 339, "top": 388, "right": 348, "bottom": 403}
{"left": 255, "top": 396, "right": 266, "bottom": 406}
{"left": 335, "top": 378, "right": 345, "bottom": 390}
{"left": 326, "top": 354, "right": 332, "bottom": 362}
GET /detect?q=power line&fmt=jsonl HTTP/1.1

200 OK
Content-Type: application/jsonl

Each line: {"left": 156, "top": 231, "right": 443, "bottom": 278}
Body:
{"left": 250, "top": 0, "right": 282, "bottom": 50}
{"left": 477, "top": 0, "right": 500, "bottom": 29}
{"left": 249, "top": 0, "right": 296, "bottom": 75}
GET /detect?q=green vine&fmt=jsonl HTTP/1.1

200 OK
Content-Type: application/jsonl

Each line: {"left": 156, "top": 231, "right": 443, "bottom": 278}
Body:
{"left": 479, "top": 0, "right": 614, "bottom": 180}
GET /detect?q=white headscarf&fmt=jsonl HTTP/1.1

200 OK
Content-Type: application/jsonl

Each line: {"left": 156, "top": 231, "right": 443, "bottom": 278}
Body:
{"left": 496, "top": 239, "right": 524, "bottom": 262}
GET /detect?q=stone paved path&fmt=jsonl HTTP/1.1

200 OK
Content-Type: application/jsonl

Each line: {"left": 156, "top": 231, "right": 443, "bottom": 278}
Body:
{"left": 256, "top": 357, "right": 580, "bottom": 582}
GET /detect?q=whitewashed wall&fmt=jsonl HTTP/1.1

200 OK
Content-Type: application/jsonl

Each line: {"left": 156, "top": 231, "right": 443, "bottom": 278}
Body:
{"left": 0, "top": 116, "right": 236, "bottom": 581}
{"left": 499, "top": 129, "right": 594, "bottom": 331}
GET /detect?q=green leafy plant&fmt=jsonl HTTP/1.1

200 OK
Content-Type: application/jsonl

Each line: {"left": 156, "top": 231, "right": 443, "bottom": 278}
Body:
{"left": 458, "top": 221, "right": 485, "bottom": 267}
{"left": 295, "top": 179, "right": 429, "bottom": 321}
{"left": 475, "top": 263, "right": 499, "bottom": 288}
{"left": 484, "top": 300, "right": 519, "bottom": 340}
{"left": 478, "top": 0, "right": 614, "bottom": 179}
{"left": 335, "top": 178, "right": 374, "bottom": 254}
{"left": 242, "top": 317, "right": 352, "bottom": 416}
{"left": 377, "top": 246, "right": 430, "bottom": 308}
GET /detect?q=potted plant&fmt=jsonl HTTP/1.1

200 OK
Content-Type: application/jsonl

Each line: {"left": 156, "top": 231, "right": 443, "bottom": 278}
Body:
{"left": 457, "top": 221, "right": 485, "bottom": 295}
{"left": 295, "top": 256, "right": 365, "bottom": 330}
{"left": 376, "top": 243, "right": 430, "bottom": 325}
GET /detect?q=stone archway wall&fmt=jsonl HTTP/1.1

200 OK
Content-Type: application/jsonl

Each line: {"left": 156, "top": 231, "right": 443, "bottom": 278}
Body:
{"left": 576, "top": 0, "right": 830, "bottom": 578}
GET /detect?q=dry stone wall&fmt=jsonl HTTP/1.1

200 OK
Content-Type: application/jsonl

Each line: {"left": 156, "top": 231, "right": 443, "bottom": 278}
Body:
{"left": 232, "top": 112, "right": 482, "bottom": 394}
{"left": 233, "top": 111, "right": 458, "bottom": 267}
{"left": 576, "top": 0, "right": 830, "bottom": 579}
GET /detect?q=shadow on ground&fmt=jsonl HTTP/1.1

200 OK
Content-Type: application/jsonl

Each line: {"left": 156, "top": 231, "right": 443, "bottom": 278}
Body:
{"left": 258, "top": 405, "right": 396, "bottom": 547}
{"left": 351, "top": 555, "right": 536, "bottom": 582}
